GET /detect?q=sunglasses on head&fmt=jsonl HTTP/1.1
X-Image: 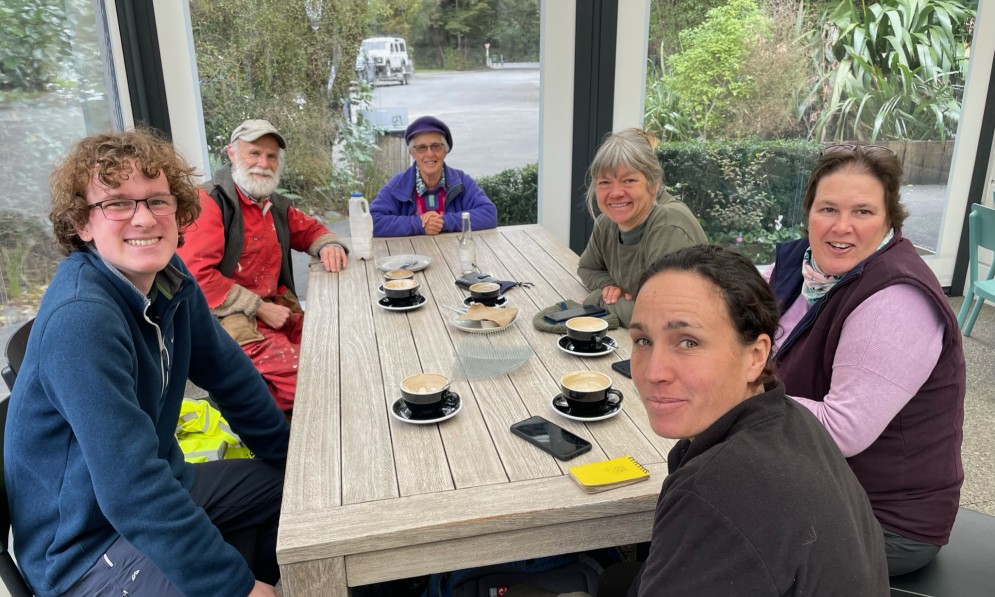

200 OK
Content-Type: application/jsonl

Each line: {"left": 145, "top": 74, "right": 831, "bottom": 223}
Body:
{"left": 821, "top": 144, "right": 896, "bottom": 157}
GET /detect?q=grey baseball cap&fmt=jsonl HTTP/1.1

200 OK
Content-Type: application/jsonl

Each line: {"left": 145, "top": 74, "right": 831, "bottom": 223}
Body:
{"left": 229, "top": 119, "right": 287, "bottom": 149}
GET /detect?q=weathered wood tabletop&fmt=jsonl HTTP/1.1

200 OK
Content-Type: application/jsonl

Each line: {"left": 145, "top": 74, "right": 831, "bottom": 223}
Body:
{"left": 277, "top": 224, "right": 675, "bottom": 596}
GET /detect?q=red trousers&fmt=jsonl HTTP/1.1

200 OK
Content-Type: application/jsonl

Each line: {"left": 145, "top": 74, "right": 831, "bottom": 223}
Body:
{"left": 242, "top": 312, "right": 304, "bottom": 412}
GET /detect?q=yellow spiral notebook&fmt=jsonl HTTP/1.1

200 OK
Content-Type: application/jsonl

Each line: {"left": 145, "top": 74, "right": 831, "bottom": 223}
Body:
{"left": 568, "top": 456, "right": 650, "bottom": 493}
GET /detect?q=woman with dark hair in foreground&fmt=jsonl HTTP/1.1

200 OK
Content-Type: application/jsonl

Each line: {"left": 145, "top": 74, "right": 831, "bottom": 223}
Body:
{"left": 625, "top": 245, "right": 888, "bottom": 596}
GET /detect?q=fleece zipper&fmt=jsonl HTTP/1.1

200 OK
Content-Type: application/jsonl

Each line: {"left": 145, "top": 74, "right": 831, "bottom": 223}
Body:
{"left": 142, "top": 303, "right": 170, "bottom": 397}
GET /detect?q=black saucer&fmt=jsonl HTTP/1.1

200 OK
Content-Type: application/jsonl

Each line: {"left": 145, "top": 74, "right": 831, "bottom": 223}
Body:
{"left": 557, "top": 335, "right": 618, "bottom": 356}
{"left": 391, "top": 391, "right": 462, "bottom": 424}
{"left": 378, "top": 294, "right": 426, "bottom": 310}
{"left": 551, "top": 394, "right": 623, "bottom": 421}
{"left": 464, "top": 295, "right": 508, "bottom": 308}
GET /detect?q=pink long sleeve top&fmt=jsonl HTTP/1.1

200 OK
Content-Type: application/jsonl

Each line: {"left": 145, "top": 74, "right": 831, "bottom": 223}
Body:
{"left": 767, "top": 268, "right": 945, "bottom": 458}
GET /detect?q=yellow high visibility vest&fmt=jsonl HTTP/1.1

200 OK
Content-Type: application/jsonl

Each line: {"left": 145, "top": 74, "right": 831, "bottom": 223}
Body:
{"left": 176, "top": 398, "right": 253, "bottom": 462}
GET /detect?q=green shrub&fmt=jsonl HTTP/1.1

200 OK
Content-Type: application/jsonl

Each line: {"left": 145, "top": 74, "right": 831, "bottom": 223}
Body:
{"left": 665, "top": 0, "right": 765, "bottom": 140}
{"left": 647, "top": 0, "right": 809, "bottom": 142}
{"left": 659, "top": 139, "right": 820, "bottom": 261}
{"left": 477, "top": 163, "right": 538, "bottom": 226}
{"left": 660, "top": 139, "right": 819, "bottom": 230}
{"left": 643, "top": 56, "right": 698, "bottom": 142}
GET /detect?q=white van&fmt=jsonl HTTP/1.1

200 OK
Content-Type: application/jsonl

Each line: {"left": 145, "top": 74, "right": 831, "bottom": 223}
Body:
{"left": 359, "top": 37, "right": 414, "bottom": 85}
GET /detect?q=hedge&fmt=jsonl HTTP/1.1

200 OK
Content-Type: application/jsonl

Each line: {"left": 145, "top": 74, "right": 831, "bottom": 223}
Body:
{"left": 475, "top": 139, "right": 823, "bottom": 252}
{"left": 659, "top": 138, "right": 820, "bottom": 233}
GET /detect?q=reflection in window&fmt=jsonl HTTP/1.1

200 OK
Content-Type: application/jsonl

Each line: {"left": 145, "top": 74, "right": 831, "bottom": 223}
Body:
{"left": 0, "top": 0, "right": 121, "bottom": 358}
{"left": 645, "top": 0, "right": 975, "bottom": 261}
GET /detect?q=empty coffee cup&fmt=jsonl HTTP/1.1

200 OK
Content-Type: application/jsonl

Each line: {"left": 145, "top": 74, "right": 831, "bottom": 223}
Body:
{"left": 400, "top": 373, "right": 451, "bottom": 414}
{"left": 559, "top": 370, "right": 623, "bottom": 415}
{"left": 565, "top": 316, "right": 609, "bottom": 350}
{"left": 469, "top": 282, "right": 501, "bottom": 306}
{"left": 383, "top": 279, "right": 420, "bottom": 303}
{"left": 385, "top": 269, "right": 414, "bottom": 281}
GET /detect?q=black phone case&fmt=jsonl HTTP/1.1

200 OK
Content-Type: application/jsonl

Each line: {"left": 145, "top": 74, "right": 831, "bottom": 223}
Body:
{"left": 455, "top": 273, "right": 500, "bottom": 291}
{"left": 543, "top": 305, "right": 608, "bottom": 324}
{"left": 611, "top": 359, "right": 632, "bottom": 379}
{"left": 510, "top": 416, "right": 592, "bottom": 461}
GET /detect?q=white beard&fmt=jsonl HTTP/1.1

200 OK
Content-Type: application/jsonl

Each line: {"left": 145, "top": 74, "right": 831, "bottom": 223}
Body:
{"left": 231, "top": 157, "right": 280, "bottom": 199}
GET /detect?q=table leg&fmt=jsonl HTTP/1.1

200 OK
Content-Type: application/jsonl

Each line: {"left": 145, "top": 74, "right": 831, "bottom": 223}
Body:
{"left": 280, "top": 557, "right": 348, "bottom": 597}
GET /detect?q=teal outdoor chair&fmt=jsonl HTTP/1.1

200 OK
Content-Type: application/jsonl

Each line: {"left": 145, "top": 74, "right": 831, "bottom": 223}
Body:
{"left": 956, "top": 202, "right": 995, "bottom": 336}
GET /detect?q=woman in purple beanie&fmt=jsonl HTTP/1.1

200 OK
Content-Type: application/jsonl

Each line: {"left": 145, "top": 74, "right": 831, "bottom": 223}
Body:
{"left": 370, "top": 115, "right": 497, "bottom": 237}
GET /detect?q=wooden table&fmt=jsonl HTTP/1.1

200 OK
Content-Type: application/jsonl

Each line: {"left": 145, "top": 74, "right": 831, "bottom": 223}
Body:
{"left": 277, "top": 225, "right": 675, "bottom": 596}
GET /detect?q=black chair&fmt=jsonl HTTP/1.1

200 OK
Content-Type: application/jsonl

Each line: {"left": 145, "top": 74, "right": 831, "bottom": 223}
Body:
{"left": 1, "top": 318, "right": 36, "bottom": 596}
{"left": 1, "top": 318, "right": 33, "bottom": 394}
{"left": 890, "top": 507, "right": 995, "bottom": 597}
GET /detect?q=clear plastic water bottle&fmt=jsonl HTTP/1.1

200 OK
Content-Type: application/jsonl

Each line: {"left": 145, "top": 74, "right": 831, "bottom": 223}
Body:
{"left": 458, "top": 211, "right": 475, "bottom": 274}
{"left": 348, "top": 192, "right": 373, "bottom": 260}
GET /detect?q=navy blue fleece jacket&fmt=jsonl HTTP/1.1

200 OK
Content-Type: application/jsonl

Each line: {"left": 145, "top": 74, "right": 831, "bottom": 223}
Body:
{"left": 4, "top": 250, "right": 289, "bottom": 597}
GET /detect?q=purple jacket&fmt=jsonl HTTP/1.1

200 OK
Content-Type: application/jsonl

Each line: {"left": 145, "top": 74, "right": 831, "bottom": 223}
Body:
{"left": 370, "top": 163, "right": 497, "bottom": 237}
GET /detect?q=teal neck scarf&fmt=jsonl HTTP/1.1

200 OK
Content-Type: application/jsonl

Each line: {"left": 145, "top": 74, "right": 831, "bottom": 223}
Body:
{"left": 801, "top": 229, "right": 894, "bottom": 305}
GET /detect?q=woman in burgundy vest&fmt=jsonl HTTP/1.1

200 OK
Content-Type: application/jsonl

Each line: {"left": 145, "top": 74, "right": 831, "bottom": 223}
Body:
{"left": 768, "top": 145, "right": 965, "bottom": 576}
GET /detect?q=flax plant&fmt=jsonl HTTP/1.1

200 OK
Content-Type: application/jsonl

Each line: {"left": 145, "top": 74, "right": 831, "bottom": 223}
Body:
{"left": 807, "top": 0, "right": 974, "bottom": 142}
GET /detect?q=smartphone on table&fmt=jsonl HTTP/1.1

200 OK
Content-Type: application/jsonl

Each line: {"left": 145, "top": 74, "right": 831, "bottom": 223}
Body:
{"left": 611, "top": 359, "right": 632, "bottom": 379}
{"left": 543, "top": 304, "right": 609, "bottom": 324}
{"left": 510, "top": 416, "right": 592, "bottom": 461}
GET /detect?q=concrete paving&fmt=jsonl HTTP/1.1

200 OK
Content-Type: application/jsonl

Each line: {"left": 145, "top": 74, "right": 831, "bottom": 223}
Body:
{"left": 901, "top": 184, "right": 949, "bottom": 252}
{"left": 948, "top": 296, "right": 995, "bottom": 517}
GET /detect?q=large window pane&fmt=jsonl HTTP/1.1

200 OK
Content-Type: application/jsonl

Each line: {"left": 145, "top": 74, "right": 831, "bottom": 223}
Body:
{"left": 189, "top": 0, "right": 540, "bottom": 230}
{"left": 0, "top": 0, "right": 122, "bottom": 390}
{"left": 645, "top": 0, "right": 977, "bottom": 263}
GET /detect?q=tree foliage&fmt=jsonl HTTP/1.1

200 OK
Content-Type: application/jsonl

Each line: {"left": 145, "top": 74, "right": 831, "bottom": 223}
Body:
{"left": 368, "top": 0, "right": 426, "bottom": 39}
{"left": 377, "top": 0, "right": 539, "bottom": 69}
{"left": 648, "top": 0, "right": 727, "bottom": 61}
{"left": 805, "top": 0, "right": 974, "bottom": 141}
{"left": 664, "top": 0, "right": 769, "bottom": 139}
{"left": 190, "top": 0, "right": 368, "bottom": 211}
{"left": 490, "top": 0, "right": 540, "bottom": 63}
{"left": 0, "top": 0, "right": 71, "bottom": 92}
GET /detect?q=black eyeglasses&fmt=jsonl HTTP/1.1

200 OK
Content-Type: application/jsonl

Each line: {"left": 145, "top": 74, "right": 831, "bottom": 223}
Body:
{"left": 821, "top": 144, "right": 896, "bottom": 157}
{"left": 88, "top": 195, "right": 178, "bottom": 221}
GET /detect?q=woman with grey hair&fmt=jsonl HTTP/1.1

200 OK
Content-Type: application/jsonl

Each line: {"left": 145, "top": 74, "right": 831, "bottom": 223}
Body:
{"left": 371, "top": 115, "right": 497, "bottom": 237}
{"left": 576, "top": 128, "right": 706, "bottom": 326}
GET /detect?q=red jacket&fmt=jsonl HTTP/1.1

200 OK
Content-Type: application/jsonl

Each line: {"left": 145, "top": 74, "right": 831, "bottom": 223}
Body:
{"left": 178, "top": 182, "right": 331, "bottom": 308}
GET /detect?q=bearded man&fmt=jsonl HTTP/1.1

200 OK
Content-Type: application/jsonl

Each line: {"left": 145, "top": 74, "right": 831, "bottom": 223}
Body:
{"left": 178, "top": 119, "right": 348, "bottom": 417}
